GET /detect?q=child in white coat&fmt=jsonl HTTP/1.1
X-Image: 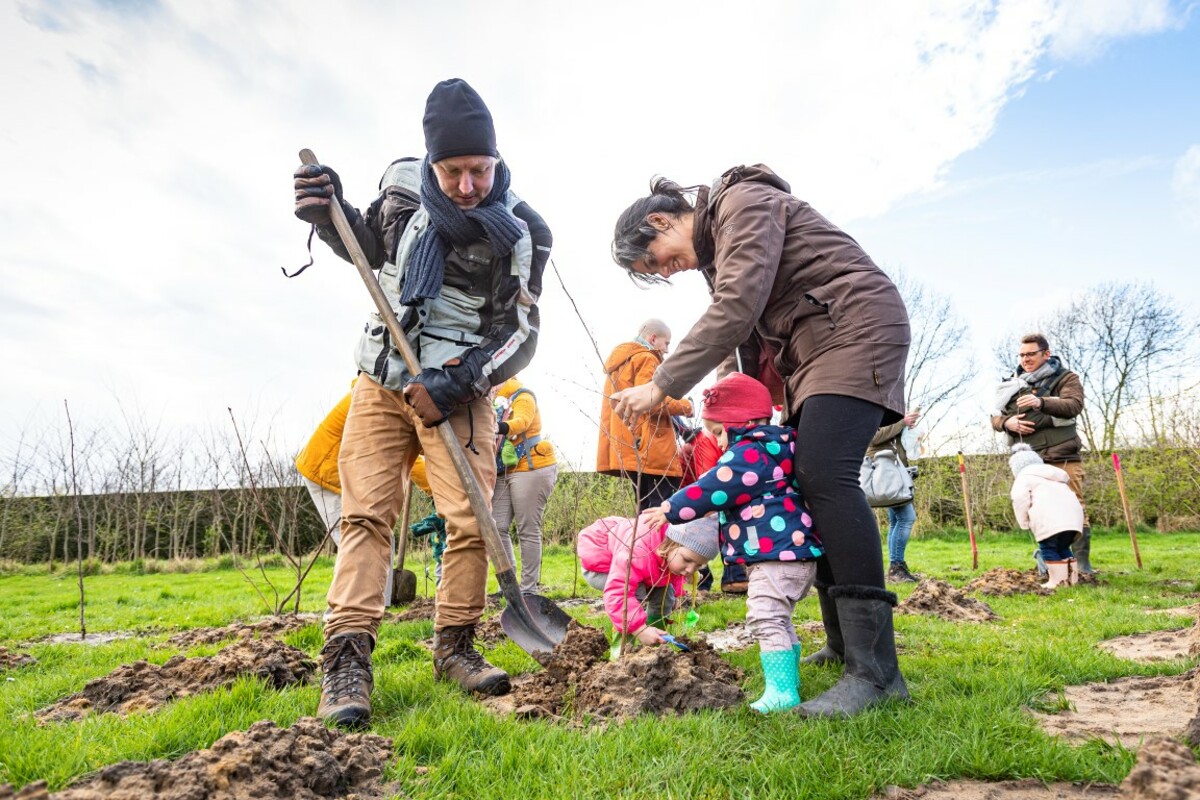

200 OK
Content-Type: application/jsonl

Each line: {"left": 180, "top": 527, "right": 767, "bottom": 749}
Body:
{"left": 1009, "top": 443, "right": 1085, "bottom": 588}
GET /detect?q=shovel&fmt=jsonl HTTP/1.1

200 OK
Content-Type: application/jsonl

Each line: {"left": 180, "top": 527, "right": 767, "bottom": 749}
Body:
{"left": 389, "top": 477, "right": 418, "bottom": 606}
{"left": 300, "top": 148, "right": 568, "bottom": 656}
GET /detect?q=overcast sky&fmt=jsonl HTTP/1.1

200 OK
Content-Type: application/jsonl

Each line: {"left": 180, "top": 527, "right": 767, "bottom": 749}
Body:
{"left": 2, "top": 0, "right": 1198, "bottom": 480}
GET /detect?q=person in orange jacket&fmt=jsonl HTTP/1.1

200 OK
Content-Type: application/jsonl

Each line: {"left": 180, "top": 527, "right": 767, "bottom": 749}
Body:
{"left": 596, "top": 319, "right": 694, "bottom": 511}
{"left": 491, "top": 376, "right": 557, "bottom": 594}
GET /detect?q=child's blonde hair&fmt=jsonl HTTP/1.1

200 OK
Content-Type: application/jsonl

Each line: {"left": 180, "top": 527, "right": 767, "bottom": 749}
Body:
{"left": 656, "top": 535, "right": 685, "bottom": 560}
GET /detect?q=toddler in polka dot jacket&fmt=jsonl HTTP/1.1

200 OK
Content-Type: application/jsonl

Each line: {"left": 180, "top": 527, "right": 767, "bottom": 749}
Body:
{"left": 642, "top": 372, "right": 823, "bottom": 713}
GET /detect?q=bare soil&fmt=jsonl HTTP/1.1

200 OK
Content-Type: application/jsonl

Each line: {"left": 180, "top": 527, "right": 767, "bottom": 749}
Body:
{"left": 898, "top": 579, "right": 998, "bottom": 622}
{"left": 162, "top": 613, "right": 320, "bottom": 649}
{"left": 1099, "top": 612, "right": 1200, "bottom": 663}
{"left": 874, "top": 779, "right": 1120, "bottom": 799}
{"left": 37, "top": 638, "right": 315, "bottom": 723}
{"left": 385, "top": 596, "right": 436, "bottom": 622}
{"left": 703, "top": 622, "right": 758, "bottom": 653}
{"left": 1121, "top": 737, "right": 1200, "bottom": 800}
{"left": 487, "top": 620, "right": 744, "bottom": 721}
{"left": 1035, "top": 667, "right": 1200, "bottom": 748}
{"left": 0, "top": 717, "right": 395, "bottom": 799}
{"left": 0, "top": 647, "right": 36, "bottom": 671}
{"left": 36, "top": 632, "right": 136, "bottom": 647}
{"left": 475, "top": 614, "right": 505, "bottom": 645}
{"left": 964, "top": 568, "right": 1052, "bottom": 597}
{"left": 1150, "top": 604, "right": 1200, "bottom": 618}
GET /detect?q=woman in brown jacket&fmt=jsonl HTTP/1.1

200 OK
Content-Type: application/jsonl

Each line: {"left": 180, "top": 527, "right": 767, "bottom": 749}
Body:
{"left": 609, "top": 165, "right": 911, "bottom": 719}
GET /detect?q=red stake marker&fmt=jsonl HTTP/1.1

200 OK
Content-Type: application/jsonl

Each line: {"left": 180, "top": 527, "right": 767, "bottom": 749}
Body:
{"left": 1112, "top": 453, "right": 1143, "bottom": 569}
{"left": 958, "top": 451, "right": 978, "bottom": 570}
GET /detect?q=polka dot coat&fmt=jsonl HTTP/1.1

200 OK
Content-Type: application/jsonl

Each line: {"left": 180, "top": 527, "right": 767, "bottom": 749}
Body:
{"left": 662, "top": 425, "right": 823, "bottom": 566}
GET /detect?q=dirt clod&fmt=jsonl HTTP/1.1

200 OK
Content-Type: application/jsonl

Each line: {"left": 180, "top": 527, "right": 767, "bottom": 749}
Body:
{"left": 163, "top": 614, "right": 319, "bottom": 649}
{"left": 898, "top": 579, "right": 998, "bottom": 622}
{"left": 37, "top": 638, "right": 315, "bottom": 723}
{"left": 0, "top": 647, "right": 37, "bottom": 671}
{"left": 386, "top": 596, "right": 436, "bottom": 623}
{"left": 1121, "top": 736, "right": 1200, "bottom": 799}
{"left": 475, "top": 615, "right": 506, "bottom": 645}
{"left": 490, "top": 620, "right": 742, "bottom": 721}
{"left": 964, "top": 568, "right": 1052, "bottom": 597}
{"left": 1036, "top": 667, "right": 1200, "bottom": 748}
{"left": 873, "top": 778, "right": 1120, "bottom": 798}
{"left": 23, "top": 717, "right": 396, "bottom": 799}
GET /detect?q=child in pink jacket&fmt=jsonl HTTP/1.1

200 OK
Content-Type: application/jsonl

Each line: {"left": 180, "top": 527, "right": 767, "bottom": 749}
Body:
{"left": 576, "top": 516, "right": 719, "bottom": 646}
{"left": 1009, "top": 443, "right": 1084, "bottom": 588}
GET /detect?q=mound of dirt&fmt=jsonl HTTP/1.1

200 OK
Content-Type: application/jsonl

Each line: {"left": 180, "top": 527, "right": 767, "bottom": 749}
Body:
{"left": 386, "top": 596, "right": 436, "bottom": 622}
{"left": 475, "top": 614, "right": 506, "bottom": 645}
{"left": 873, "top": 779, "right": 1120, "bottom": 798}
{"left": 0, "top": 647, "right": 36, "bottom": 671}
{"left": 898, "top": 579, "right": 998, "bottom": 622}
{"left": 1035, "top": 667, "right": 1200, "bottom": 748}
{"left": 38, "top": 638, "right": 315, "bottom": 723}
{"left": 1, "top": 717, "right": 395, "bottom": 799}
{"left": 489, "top": 620, "right": 743, "bottom": 721}
{"left": 1122, "top": 737, "right": 1200, "bottom": 800}
{"left": 163, "top": 614, "right": 320, "bottom": 649}
{"left": 964, "top": 568, "right": 1052, "bottom": 597}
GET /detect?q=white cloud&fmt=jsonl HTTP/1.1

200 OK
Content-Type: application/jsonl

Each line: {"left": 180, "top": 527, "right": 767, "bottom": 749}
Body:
{"left": 0, "top": 0, "right": 1186, "bottom": 472}
{"left": 1172, "top": 144, "right": 1200, "bottom": 227}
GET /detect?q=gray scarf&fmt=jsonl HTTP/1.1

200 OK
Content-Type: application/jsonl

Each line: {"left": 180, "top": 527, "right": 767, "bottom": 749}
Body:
{"left": 400, "top": 157, "right": 523, "bottom": 306}
{"left": 991, "top": 357, "right": 1061, "bottom": 416}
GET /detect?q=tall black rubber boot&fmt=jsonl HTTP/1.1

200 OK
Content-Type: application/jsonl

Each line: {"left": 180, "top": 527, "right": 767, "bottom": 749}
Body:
{"left": 800, "top": 583, "right": 843, "bottom": 666}
{"left": 1074, "top": 526, "right": 1095, "bottom": 575}
{"left": 796, "top": 585, "right": 910, "bottom": 718}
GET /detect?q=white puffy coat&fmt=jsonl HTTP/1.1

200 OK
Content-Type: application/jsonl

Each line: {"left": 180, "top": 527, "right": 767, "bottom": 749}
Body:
{"left": 1010, "top": 464, "right": 1085, "bottom": 542}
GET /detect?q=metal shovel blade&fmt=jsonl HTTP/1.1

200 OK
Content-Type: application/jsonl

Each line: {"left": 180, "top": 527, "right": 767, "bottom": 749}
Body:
{"left": 498, "top": 575, "right": 570, "bottom": 657}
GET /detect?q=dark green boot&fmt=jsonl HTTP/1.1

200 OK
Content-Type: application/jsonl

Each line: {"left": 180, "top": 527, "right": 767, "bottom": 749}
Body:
{"left": 796, "top": 585, "right": 910, "bottom": 718}
{"left": 799, "top": 583, "right": 844, "bottom": 667}
{"left": 1074, "top": 526, "right": 1095, "bottom": 575}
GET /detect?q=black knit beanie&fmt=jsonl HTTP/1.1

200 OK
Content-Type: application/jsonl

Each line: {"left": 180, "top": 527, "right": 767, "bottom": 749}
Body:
{"left": 423, "top": 78, "right": 498, "bottom": 163}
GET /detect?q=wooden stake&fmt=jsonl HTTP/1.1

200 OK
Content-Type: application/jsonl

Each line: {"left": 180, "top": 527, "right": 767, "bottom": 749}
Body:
{"left": 958, "top": 451, "right": 978, "bottom": 570}
{"left": 1111, "top": 453, "right": 1143, "bottom": 569}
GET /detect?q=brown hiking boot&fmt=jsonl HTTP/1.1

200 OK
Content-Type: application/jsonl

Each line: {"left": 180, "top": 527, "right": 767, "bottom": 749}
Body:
{"left": 432, "top": 624, "right": 510, "bottom": 696}
{"left": 317, "top": 632, "right": 374, "bottom": 728}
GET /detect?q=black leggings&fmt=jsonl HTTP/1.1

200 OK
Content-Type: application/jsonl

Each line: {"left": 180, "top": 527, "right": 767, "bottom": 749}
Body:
{"left": 788, "top": 394, "right": 887, "bottom": 589}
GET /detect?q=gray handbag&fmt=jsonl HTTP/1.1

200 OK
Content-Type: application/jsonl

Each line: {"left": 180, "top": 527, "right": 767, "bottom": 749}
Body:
{"left": 859, "top": 449, "right": 915, "bottom": 508}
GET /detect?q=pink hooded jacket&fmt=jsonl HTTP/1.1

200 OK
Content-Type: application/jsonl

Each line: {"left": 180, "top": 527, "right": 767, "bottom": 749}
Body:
{"left": 1010, "top": 464, "right": 1085, "bottom": 542}
{"left": 576, "top": 516, "right": 685, "bottom": 634}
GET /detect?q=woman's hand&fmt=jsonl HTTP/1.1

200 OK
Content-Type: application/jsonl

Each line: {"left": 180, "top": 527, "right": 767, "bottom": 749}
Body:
{"left": 640, "top": 505, "right": 668, "bottom": 531}
{"left": 610, "top": 383, "right": 665, "bottom": 428}
{"left": 635, "top": 625, "right": 666, "bottom": 646}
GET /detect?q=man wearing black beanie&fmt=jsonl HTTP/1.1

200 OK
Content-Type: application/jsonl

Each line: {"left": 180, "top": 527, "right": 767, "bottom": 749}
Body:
{"left": 293, "top": 79, "right": 552, "bottom": 727}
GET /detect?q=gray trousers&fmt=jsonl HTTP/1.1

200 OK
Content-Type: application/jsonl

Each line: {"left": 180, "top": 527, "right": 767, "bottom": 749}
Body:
{"left": 746, "top": 561, "right": 817, "bottom": 652}
{"left": 492, "top": 464, "right": 558, "bottom": 593}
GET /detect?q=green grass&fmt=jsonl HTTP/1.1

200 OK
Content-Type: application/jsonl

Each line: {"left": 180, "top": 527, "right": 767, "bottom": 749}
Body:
{"left": 1, "top": 531, "right": 1198, "bottom": 798}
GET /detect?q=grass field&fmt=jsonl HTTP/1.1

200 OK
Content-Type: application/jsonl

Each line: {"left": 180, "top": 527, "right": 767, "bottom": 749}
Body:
{"left": 1, "top": 527, "right": 1198, "bottom": 799}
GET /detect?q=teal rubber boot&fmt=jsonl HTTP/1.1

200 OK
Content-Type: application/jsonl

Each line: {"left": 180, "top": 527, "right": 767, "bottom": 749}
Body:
{"left": 793, "top": 642, "right": 802, "bottom": 668}
{"left": 751, "top": 649, "right": 801, "bottom": 713}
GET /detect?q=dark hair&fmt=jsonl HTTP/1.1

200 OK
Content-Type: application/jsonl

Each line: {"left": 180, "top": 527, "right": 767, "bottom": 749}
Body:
{"left": 611, "top": 177, "right": 697, "bottom": 286}
{"left": 1020, "top": 332, "right": 1050, "bottom": 351}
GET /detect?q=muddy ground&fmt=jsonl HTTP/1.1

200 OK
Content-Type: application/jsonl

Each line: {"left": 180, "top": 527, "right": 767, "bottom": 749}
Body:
{"left": 898, "top": 579, "right": 998, "bottom": 622}
{"left": 1035, "top": 667, "right": 1200, "bottom": 748}
{"left": 1099, "top": 612, "right": 1200, "bottom": 663}
{"left": 486, "top": 620, "right": 743, "bottom": 721}
{"left": 874, "top": 737, "right": 1200, "bottom": 799}
{"left": 162, "top": 613, "right": 320, "bottom": 649}
{"left": 0, "top": 717, "right": 395, "bottom": 800}
{"left": 964, "top": 568, "right": 1052, "bottom": 596}
{"left": 37, "top": 638, "right": 315, "bottom": 723}
{"left": 0, "top": 647, "right": 36, "bottom": 671}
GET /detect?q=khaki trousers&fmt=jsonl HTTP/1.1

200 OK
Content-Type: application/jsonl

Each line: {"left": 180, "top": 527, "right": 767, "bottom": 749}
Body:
{"left": 326, "top": 374, "right": 496, "bottom": 638}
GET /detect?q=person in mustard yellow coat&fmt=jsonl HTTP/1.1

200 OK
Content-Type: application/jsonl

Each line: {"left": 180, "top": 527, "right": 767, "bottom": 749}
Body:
{"left": 491, "top": 376, "right": 557, "bottom": 594}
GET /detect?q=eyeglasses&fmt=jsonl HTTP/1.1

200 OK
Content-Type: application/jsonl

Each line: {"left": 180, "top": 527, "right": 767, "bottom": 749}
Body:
{"left": 1017, "top": 349, "right": 1045, "bottom": 360}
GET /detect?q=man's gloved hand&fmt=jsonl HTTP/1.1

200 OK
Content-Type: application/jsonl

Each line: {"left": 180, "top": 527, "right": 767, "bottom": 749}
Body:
{"left": 293, "top": 164, "right": 344, "bottom": 226}
{"left": 402, "top": 349, "right": 490, "bottom": 427}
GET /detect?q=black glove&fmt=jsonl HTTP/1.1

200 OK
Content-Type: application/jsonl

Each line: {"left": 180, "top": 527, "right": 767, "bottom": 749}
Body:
{"left": 293, "top": 164, "right": 345, "bottom": 226}
{"left": 402, "top": 349, "right": 490, "bottom": 427}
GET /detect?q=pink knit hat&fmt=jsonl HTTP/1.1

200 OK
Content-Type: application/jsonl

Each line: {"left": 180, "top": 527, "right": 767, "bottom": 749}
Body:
{"left": 700, "top": 373, "right": 773, "bottom": 426}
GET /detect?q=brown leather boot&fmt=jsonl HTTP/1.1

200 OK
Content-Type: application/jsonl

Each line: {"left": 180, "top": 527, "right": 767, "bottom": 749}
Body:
{"left": 317, "top": 632, "right": 374, "bottom": 728}
{"left": 432, "top": 624, "right": 510, "bottom": 696}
